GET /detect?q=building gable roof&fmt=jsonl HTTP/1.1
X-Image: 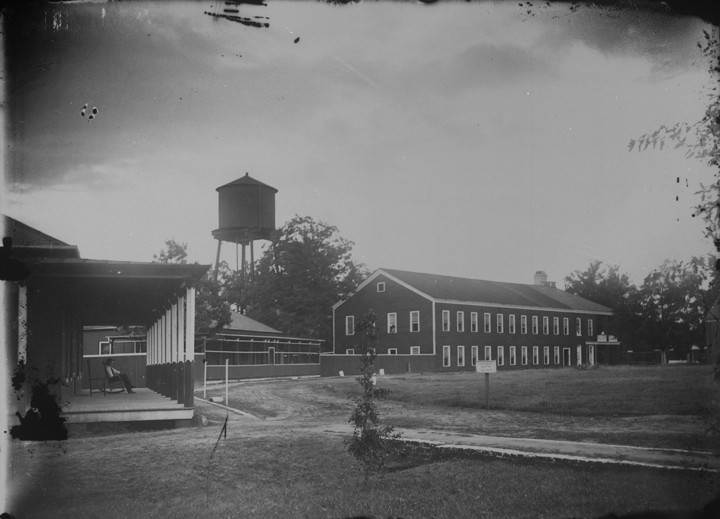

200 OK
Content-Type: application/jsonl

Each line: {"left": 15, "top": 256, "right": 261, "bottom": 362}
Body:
{"left": 378, "top": 268, "right": 612, "bottom": 314}
{"left": 224, "top": 312, "right": 282, "bottom": 334}
{"left": 3, "top": 215, "right": 80, "bottom": 258}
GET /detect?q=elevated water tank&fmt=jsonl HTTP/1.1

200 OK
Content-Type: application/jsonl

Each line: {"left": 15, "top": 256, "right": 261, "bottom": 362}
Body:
{"left": 212, "top": 173, "right": 277, "bottom": 244}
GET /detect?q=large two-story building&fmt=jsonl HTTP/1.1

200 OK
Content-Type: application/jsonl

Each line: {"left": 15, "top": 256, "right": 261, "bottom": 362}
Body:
{"left": 325, "top": 268, "right": 613, "bottom": 375}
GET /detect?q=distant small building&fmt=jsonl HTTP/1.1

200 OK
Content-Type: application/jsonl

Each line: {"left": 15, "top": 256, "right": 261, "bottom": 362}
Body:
{"left": 196, "top": 310, "right": 322, "bottom": 381}
{"left": 323, "top": 268, "right": 615, "bottom": 376}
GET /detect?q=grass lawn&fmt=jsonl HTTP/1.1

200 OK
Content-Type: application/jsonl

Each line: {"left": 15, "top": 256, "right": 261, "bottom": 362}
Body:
{"left": 321, "top": 364, "right": 716, "bottom": 416}
{"left": 7, "top": 413, "right": 720, "bottom": 519}
{"left": 208, "top": 364, "right": 720, "bottom": 450}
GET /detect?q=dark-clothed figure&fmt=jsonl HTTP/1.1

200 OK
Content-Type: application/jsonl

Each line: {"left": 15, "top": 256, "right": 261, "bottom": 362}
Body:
{"left": 103, "top": 358, "right": 135, "bottom": 393}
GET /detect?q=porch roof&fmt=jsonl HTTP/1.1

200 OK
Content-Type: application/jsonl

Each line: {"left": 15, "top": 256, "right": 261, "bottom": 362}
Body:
{"left": 27, "top": 258, "right": 209, "bottom": 326}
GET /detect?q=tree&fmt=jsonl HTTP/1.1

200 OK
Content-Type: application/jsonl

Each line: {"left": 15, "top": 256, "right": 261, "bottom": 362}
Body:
{"left": 153, "top": 239, "right": 188, "bottom": 264}
{"left": 631, "top": 28, "right": 720, "bottom": 241}
{"left": 238, "top": 215, "right": 366, "bottom": 344}
{"left": 153, "top": 239, "right": 231, "bottom": 332}
{"left": 565, "top": 257, "right": 720, "bottom": 355}
{"left": 636, "top": 256, "right": 720, "bottom": 356}
{"left": 346, "top": 310, "right": 399, "bottom": 482}
{"left": 564, "top": 261, "right": 643, "bottom": 346}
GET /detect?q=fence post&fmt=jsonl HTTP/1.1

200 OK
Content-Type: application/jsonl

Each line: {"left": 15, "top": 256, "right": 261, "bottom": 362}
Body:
{"left": 203, "top": 357, "right": 208, "bottom": 399}
{"left": 225, "top": 358, "right": 229, "bottom": 406}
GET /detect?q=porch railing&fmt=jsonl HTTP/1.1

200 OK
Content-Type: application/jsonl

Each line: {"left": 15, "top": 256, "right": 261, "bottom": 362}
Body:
{"left": 146, "top": 360, "right": 194, "bottom": 407}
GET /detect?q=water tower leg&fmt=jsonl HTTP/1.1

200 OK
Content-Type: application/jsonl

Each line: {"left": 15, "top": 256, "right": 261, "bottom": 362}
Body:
{"left": 241, "top": 243, "right": 247, "bottom": 281}
{"left": 250, "top": 241, "right": 254, "bottom": 280}
{"left": 213, "top": 240, "right": 223, "bottom": 282}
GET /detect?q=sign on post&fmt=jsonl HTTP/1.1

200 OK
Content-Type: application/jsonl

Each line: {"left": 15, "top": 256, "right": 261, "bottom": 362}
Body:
{"left": 475, "top": 360, "right": 497, "bottom": 374}
{"left": 476, "top": 360, "right": 497, "bottom": 409}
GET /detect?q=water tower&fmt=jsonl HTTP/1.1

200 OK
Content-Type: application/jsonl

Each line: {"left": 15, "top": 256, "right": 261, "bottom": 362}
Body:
{"left": 212, "top": 173, "right": 277, "bottom": 280}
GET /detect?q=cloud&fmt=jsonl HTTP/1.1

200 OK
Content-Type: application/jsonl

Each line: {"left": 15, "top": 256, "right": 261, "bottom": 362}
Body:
{"left": 402, "top": 42, "right": 557, "bottom": 95}
{"left": 535, "top": 6, "right": 710, "bottom": 76}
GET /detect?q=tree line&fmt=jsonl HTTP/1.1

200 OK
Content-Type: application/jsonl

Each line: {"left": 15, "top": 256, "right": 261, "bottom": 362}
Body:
{"left": 565, "top": 257, "right": 720, "bottom": 357}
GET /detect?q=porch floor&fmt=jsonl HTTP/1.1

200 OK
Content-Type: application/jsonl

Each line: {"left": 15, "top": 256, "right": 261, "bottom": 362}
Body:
{"left": 62, "top": 388, "right": 193, "bottom": 423}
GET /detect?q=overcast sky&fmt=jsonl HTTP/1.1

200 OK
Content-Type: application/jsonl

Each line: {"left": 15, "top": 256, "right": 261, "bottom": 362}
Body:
{"left": 3, "top": 0, "right": 716, "bottom": 285}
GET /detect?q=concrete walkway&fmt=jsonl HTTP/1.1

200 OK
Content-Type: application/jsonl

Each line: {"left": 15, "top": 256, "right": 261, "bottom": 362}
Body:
{"left": 321, "top": 424, "right": 720, "bottom": 472}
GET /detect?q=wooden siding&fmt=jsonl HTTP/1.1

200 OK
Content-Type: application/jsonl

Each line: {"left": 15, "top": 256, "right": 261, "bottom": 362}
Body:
{"left": 334, "top": 273, "right": 434, "bottom": 356}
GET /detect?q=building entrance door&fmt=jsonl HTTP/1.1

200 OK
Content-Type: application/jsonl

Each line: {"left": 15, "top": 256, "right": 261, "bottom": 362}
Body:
{"left": 562, "top": 347, "right": 571, "bottom": 366}
{"left": 268, "top": 347, "right": 275, "bottom": 365}
{"left": 576, "top": 345, "right": 583, "bottom": 366}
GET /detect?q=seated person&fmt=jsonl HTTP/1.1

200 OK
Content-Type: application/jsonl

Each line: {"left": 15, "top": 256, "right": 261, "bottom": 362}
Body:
{"left": 103, "top": 358, "right": 135, "bottom": 393}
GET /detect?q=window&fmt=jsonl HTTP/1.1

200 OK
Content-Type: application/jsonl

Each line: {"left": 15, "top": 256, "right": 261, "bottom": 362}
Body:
{"left": 376, "top": 281, "right": 386, "bottom": 293}
{"left": 509, "top": 346, "right": 517, "bottom": 366}
{"left": 410, "top": 346, "right": 421, "bottom": 355}
{"left": 543, "top": 346, "right": 550, "bottom": 365}
{"left": 457, "top": 345, "right": 465, "bottom": 367}
{"left": 387, "top": 348, "right": 398, "bottom": 355}
{"left": 345, "top": 315, "right": 355, "bottom": 336}
{"left": 108, "top": 338, "right": 147, "bottom": 355}
{"left": 576, "top": 345, "right": 583, "bottom": 365}
{"left": 509, "top": 314, "right": 516, "bottom": 334}
{"left": 553, "top": 317, "right": 559, "bottom": 335}
{"left": 531, "top": 316, "right": 539, "bottom": 335}
{"left": 497, "top": 346, "right": 505, "bottom": 366}
{"left": 442, "top": 345, "right": 451, "bottom": 367}
{"left": 457, "top": 311, "right": 465, "bottom": 332}
{"left": 386, "top": 312, "right": 397, "bottom": 334}
{"left": 587, "top": 319, "right": 594, "bottom": 338}
{"left": 575, "top": 317, "right": 582, "bottom": 336}
{"left": 471, "top": 345, "right": 479, "bottom": 366}
{"left": 520, "top": 315, "right": 528, "bottom": 334}
{"left": 563, "top": 317, "right": 570, "bottom": 336}
{"left": 542, "top": 316, "right": 549, "bottom": 335}
{"left": 346, "top": 348, "right": 355, "bottom": 355}
{"left": 484, "top": 345, "right": 492, "bottom": 360}
{"left": 410, "top": 311, "right": 420, "bottom": 332}
{"left": 554, "top": 346, "right": 560, "bottom": 364}
{"left": 470, "top": 312, "right": 478, "bottom": 332}
{"left": 521, "top": 346, "right": 528, "bottom": 365}
{"left": 484, "top": 313, "right": 492, "bottom": 333}
{"left": 532, "top": 346, "right": 539, "bottom": 365}
{"left": 496, "top": 314, "right": 504, "bottom": 334}
{"left": 442, "top": 310, "right": 450, "bottom": 332}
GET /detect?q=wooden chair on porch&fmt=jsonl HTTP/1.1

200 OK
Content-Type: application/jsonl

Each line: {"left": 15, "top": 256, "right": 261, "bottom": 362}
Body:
{"left": 87, "top": 359, "right": 124, "bottom": 396}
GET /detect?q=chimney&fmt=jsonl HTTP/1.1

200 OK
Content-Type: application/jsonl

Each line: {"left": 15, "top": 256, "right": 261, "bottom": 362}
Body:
{"left": 534, "top": 270, "right": 548, "bottom": 286}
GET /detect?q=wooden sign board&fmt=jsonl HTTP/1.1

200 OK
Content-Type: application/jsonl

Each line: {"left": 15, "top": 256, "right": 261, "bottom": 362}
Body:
{"left": 476, "top": 360, "right": 497, "bottom": 373}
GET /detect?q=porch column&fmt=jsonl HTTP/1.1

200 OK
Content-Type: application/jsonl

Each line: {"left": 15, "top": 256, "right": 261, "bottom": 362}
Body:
{"left": 147, "top": 326, "right": 152, "bottom": 366}
{"left": 170, "top": 302, "right": 177, "bottom": 363}
{"left": 185, "top": 287, "right": 195, "bottom": 361}
{"left": 178, "top": 296, "right": 186, "bottom": 361}
{"left": 151, "top": 321, "right": 157, "bottom": 365}
{"left": 150, "top": 323, "right": 157, "bottom": 365}
{"left": 155, "top": 320, "right": 160, "bottom": 364}
{"left": 165, "top": 308, "right": 171, "bottom": 363}
{"left": 18, "top": 284, "right": 27, "bottom": 363}
{"left": 161, "top": 313, "right": 166, "bottom": 364}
